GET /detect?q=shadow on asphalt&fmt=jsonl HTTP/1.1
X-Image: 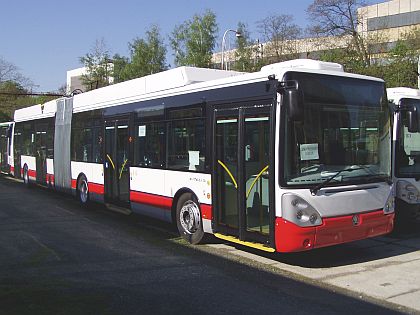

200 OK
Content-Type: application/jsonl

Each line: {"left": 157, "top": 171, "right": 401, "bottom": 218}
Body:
{"left": 0, "top": 175, "right": 408, "bottom": 315}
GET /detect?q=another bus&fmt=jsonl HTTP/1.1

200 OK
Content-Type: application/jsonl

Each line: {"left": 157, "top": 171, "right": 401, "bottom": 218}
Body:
{"left": 0, "top": 121, "right": 13, "bottom": 174}
{"left": 387, "top": 87, "right": 420, "bottom": 225}
{"left": 11, "top": 59, "right": 394, "bottom": 252}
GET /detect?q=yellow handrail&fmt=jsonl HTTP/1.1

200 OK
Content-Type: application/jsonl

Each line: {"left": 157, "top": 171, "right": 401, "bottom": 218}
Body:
{"left": 246, "top": 165, "right": 269, "bottom": 198}
{"left": 106, "top": 154, "right": 115, "bottom": 170}
{"left": 217, "top": 160, "right": 238, "bottom": 189}
{"left": 119, "top": 159, "right": 128, "bottom": 179}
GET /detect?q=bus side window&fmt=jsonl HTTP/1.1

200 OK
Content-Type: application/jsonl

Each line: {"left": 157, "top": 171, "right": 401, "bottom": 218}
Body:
{"left": 135, "top": 122, "right": 166, "bottom": 168}
{"left": 167, "top": 119, "right": 205, "bottom": 171}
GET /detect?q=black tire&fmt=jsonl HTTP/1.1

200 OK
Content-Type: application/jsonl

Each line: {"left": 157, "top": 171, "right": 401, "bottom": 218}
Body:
{"left": 23, "top": 165, "right": 30, "bottom": 187}
{"left": 176, "top": 193, "right": 204, "bottom": 245}
{"left": 77, "top": 175, "right": 90, "bottom": 206}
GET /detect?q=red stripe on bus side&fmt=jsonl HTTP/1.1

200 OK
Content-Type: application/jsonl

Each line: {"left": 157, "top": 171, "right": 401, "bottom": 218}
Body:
{"left": 130, "top": 191, "right": 173, "bottom": 209}
{"left": 88, "top": 182, "right": 104, "bottom": 195}
{"left": 130, "top": 190, "right": 212, "bottom": 217}
{"left": 70, "top": 179, "right": 103, "bottom": 195}
{"left": 46, "top": 174, "right": 55, "bottom": 185}
{"left": 28, "top": 169, "right": 36, "bottom": 179}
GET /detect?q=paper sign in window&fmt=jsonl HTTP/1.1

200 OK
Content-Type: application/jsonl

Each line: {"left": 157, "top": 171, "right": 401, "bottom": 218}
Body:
{"left": 138, "top": 125, "right": 146, "bottom": 137}
{"left": 189, "top": 151, "right": 200, "bottom": 165}
{"left": 300, "top": 143, "right": 319, "bottom": 161}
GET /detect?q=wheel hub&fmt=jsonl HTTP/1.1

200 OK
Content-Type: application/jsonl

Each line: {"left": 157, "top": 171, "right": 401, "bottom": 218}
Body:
{"left": 180, "top": 201, "right": 201, "bottom": 234}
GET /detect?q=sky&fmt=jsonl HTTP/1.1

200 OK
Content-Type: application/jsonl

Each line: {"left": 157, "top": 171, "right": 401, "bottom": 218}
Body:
{"left": 0, "top": 0, "right": 382, "bottom": 92}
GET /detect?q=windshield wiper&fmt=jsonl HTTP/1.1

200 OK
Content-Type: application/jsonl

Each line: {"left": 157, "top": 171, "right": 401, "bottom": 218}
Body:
{"left": 310, "top": 167, "right": 364, "bottom": 196}
{"left": 353, "top": 164, "right": 392, "bottom": 184}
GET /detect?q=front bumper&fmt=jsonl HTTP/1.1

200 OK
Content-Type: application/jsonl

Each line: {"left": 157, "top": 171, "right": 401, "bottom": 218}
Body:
{"left": 275, "top": 210, "right": 394, "bottom": 252}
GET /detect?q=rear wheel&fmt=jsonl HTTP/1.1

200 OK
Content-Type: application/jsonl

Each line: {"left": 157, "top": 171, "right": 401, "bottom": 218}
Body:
{"left": 176, "top": 193, "right": 204, "bottom": 245}
{"left": 77, "top": 175, "right": 89, "bottom": 206}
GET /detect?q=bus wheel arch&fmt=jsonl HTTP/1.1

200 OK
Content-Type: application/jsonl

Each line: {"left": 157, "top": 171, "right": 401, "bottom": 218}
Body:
{"left": 76, "top": 173, "right": 89, "bottom": 206}
{"left": 173, "top": 189, "right": 205, "bottom": 245}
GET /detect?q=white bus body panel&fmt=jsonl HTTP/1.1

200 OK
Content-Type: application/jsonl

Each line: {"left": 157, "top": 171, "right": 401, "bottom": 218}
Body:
{"left": 130, "top": 167, "right": 212, "bottom": 205}
{"left": 20, "top": 155, "right": 36, "bottom": 178}
{"left": 46, "top": 158, "right": 54, "bottom": 175}
{"left": 71, "top": 161, "right": 104, "bottom": 185}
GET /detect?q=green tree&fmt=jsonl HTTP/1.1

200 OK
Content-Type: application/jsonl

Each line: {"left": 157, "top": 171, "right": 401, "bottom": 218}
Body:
{"left": 170, "top": 10, "right": 218, "bottom": 67}
{"left": 383, "top": 41, "right": 418, "bottom": 88}
{"left": 233, "top": 22, "right": 263, "bottom": 72}
{"left": 122, "top": 25, "right": 168, "bottom": 80}
{"left": 79, "top": 38, "right": 113, "bottom": 91}
{"left": 112, "top": 54, "right": 129, "bottom": 84}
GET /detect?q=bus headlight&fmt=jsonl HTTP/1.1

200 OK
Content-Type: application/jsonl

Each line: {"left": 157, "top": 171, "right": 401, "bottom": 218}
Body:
{"left": 282, "top": 194, "right": 322, "bottom": 227}
{"left": 396, "top": 180, "right": 420, "bottom": 204}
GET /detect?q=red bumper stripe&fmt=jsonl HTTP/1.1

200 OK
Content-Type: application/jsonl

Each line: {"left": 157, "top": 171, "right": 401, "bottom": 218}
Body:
{"left": 275, "top": 210, "right": 394, "bottom": 253}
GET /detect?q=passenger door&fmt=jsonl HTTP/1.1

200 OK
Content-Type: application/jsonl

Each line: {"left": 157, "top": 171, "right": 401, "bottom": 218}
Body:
{"left": 213, "top": 102, "right": 274, "bottom": 246}
{"left": 104, "top": 118, "right": 131, "bottom": 206}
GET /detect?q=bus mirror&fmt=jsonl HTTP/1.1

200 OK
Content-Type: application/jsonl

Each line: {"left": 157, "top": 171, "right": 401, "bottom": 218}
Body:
{"left": 285, "top": 88, "right": 304, "bottom": 121}
{"left": 407, "top": 105, "right": 420, "bottom": 133}
{"left": 279, "top": 81, "right": 304, "bottom": 121}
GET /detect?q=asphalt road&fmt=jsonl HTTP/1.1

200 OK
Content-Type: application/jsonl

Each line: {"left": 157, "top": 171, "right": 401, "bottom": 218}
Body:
{"left": 0, "top": 175, "right": 404, "bottom": 315}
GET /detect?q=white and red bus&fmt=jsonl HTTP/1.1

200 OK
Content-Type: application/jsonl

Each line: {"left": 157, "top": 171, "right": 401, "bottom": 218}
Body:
{"left": 387, "top": 87, "right": 420, "bottom": 225}
{"left": 0, "top": 121, "right": 13, "bottom": 174}
{"left": 10, "top": 59, "right": 394, "bottom": 252}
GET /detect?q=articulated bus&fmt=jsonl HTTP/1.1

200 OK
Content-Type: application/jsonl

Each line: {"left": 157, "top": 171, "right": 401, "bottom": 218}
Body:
{"left": 10, "top": 59, "right": 394, "bottom": 252}
{"left": 0, "top": 121, "right": 13, "bottom": 174}
{"left": 387, "top": 88, "right": 420, "bottom": 225}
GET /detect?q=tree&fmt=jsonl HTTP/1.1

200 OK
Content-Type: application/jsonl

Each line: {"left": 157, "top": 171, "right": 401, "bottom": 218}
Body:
{"left": 256, "top": 14, "right": 301, "bottom": 63}
{"left": 0, "top": 81, "right": 56, "bottom": 122}
{"left": 233, "top": 22, "right": 263, "bottom": 72}
{"left": 112, "top": 54, "right": 129, "bottom": 84}
{"left": 0, "top": 56, "right": 33, "bottom": 89}
{"left": 307, "top": 0, "right": 370, "bottom": 66}
{"left": 79, "top": 38, "right": 113, "bottom": 91}
{"left": 122, "top": 25, "right": 168, "bottom": 80}
{"left": 170, "top": 10, "right": 218, "bottom": 67}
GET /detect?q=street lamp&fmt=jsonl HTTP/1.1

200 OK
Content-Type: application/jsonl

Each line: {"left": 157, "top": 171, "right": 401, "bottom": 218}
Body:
{"left": 221, "top": 29, "right": 242, "bottom": 70}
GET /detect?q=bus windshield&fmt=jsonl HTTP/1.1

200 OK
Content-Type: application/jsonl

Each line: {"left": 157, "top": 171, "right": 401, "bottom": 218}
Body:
{"left": 282, "top": 72, "right": 391, "bottom": 187}
{"left": 396, "top": 100, "right": 420, "bottom": 179}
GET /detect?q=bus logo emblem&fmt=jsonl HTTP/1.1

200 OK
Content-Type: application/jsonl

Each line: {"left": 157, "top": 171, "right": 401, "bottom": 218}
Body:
{"left": 352, "top": 215, "right": 360, "bottom": 226}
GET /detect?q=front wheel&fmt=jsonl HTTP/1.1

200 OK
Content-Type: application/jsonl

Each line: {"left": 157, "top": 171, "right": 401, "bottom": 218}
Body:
{"left": 176, "top": 193, "right": 204, "bottom": 245}
{"left": 77, "top": 175, "right": 89, "bottom": 206}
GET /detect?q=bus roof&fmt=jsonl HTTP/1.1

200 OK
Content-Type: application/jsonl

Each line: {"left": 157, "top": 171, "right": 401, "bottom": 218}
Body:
{"left": 14, "top": 59, "right": 385, "bottom": 119}
{"left": 387, "top": 87, "right": 420, "bottom": 103}
{"left": 14, "top": 99, "right": 57, "bottom": 122}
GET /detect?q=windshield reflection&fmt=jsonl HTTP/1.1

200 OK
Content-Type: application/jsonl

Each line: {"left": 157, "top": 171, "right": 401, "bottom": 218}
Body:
{"left": 282, "top": 72, "right": 391, "bottom": 187}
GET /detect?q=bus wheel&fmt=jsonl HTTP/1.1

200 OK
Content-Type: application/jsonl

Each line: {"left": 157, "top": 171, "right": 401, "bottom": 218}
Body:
{"left": 176, "top": 193, "right": 204, "bottom": 245}
{"left": 23, "top": 165, "right": 30, "bottom": 187}
{"left": 77, "top": 175, "right": 89, "bottom": 206}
